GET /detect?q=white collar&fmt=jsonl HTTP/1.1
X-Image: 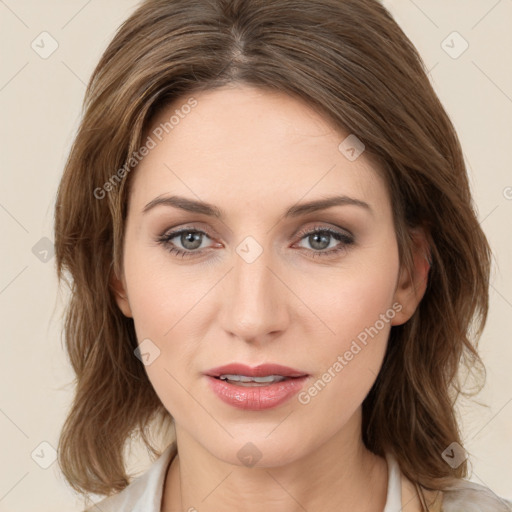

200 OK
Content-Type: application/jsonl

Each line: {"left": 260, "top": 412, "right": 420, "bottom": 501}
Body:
{"left": 383, "top": 452, "right": 403, "bottom": 512}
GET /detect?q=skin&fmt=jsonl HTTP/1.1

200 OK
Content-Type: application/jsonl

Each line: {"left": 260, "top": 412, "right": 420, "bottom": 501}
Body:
{"left": 113, "top": 84, "right": 430, "bottom": 512}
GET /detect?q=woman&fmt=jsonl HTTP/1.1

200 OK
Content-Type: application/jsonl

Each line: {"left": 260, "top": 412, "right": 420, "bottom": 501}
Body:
{"left": 54, "top": 0, "right": 511, "bottom": 510}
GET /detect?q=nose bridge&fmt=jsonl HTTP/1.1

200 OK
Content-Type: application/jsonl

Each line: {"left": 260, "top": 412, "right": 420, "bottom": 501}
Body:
{"left": 222, "top": 239, "right": 288, "bottom": 340}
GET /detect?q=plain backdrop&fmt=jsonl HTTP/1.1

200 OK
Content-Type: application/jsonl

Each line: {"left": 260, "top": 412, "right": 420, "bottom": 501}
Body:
{"left": 0, "top": 1, "right": 511, "bottom": 510}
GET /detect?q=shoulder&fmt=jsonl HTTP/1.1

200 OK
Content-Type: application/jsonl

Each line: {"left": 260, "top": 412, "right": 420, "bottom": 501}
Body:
{"left": 83, "top": 443, "right": 177, "bottom": 512}
{"left": 438, "top": 479, "right": 512, "bottom": 512}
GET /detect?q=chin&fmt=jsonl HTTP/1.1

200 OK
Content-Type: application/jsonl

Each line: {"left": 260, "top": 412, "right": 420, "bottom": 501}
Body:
{"left": 202, "top": 429, "right": 310, "bottom": 469}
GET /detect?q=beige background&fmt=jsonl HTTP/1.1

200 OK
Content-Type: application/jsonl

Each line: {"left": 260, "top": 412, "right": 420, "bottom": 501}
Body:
{"left": 0, "top": 1, "right": 511, "bottom": 510}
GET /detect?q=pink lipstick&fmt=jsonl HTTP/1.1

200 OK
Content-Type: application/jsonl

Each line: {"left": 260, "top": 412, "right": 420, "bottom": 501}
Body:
{"left": 204, "top": 363, "right": 309, "bottom": 410}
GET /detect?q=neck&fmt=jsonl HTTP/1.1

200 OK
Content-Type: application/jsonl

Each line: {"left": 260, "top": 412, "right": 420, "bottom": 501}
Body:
{"left": 162, "top": 411, "right": 389, "bottom": 512}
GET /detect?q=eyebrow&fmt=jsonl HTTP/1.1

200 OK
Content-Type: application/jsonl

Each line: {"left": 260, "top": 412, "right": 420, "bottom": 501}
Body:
{"left": 142, "top": 194, "right": 372, "bottom": 218}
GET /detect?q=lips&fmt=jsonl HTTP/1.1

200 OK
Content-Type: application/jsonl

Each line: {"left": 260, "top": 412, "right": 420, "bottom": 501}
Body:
{"left": 204, "top": 363, "right": 309, "bottom": 410}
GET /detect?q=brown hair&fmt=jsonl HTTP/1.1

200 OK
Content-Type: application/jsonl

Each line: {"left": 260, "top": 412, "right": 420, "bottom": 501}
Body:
{"left": 54, "top": 0, "right": 491, "bottom": 498}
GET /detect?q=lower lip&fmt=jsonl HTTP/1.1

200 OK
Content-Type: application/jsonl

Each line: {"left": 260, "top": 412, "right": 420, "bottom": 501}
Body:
{"left": 206, "top": 376, "right": 309, "bottom": 411}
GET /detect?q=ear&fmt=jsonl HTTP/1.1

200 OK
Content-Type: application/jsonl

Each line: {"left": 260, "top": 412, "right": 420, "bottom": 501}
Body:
{"left": 110, "top": 270, "right": 133, "bottom": 318}
{"left": 391, "top": 227, "right": 431, "bottom": 326}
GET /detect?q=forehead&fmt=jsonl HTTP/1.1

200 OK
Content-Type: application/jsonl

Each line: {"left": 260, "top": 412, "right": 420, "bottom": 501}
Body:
{"left": 129, "top": 84, "right": 390, "bottom": 218}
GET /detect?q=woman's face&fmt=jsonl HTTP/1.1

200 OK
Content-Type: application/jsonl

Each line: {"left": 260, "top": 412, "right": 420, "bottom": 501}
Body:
{"left": 114, "top": 84, "right": 423, "bottom": 467}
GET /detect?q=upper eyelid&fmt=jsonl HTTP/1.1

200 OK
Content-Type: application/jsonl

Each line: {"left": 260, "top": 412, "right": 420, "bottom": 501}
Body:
{"left": 295, "top": 223, "right": 353, "bottom": 238}
{"left": 160, "top": 226, "right": 213, "bottom": 239}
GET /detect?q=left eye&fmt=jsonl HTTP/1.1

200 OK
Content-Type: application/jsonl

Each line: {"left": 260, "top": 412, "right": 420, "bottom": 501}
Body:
{"left": 157, "top": 226, "right": 354, "bottom": 258}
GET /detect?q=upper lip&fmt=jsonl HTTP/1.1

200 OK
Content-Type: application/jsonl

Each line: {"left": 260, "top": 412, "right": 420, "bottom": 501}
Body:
{"left": 205, "top": 363, "right": 308, "bottom": 378}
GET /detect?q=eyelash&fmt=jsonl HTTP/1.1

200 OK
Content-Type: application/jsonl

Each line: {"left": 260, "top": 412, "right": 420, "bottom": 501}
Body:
{"left": 156, "top": 224, "right": 354, "bottom": 260}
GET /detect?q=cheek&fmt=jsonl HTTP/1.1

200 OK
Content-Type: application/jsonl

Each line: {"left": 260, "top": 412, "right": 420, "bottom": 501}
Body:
{"left": 296, "top": 277, "right": 396, "bottom": 431}
{"left": 308, "top": 247, "right": 399, "bottom": 347}
{"left": 122, "top": 240, "right": 207, "bottom": 340}
{"left": 122, "top": 252, "right": 203, "bottom": 417}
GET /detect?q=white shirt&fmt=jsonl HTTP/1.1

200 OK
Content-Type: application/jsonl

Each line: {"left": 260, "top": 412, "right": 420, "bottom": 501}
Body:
{"left": 86, "top": 443, "right": 511, "bottom": 512}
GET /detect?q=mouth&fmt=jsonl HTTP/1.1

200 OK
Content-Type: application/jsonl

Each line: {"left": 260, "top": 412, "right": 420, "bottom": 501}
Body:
{"left": 205, "top": 363, "right": 308, "bottom": 381}
{"left": 204, "top": 363, "right": 309, "bottom": 410}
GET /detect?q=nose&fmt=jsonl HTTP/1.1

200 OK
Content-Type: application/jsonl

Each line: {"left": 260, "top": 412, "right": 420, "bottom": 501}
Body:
{"left": 218, "top": 242, "right": 290, "bottom": 344}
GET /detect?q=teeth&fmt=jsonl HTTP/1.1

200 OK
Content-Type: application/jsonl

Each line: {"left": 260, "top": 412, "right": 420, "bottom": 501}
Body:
{"left": 219, "top": 374, "right": 287, "bottom": 383}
